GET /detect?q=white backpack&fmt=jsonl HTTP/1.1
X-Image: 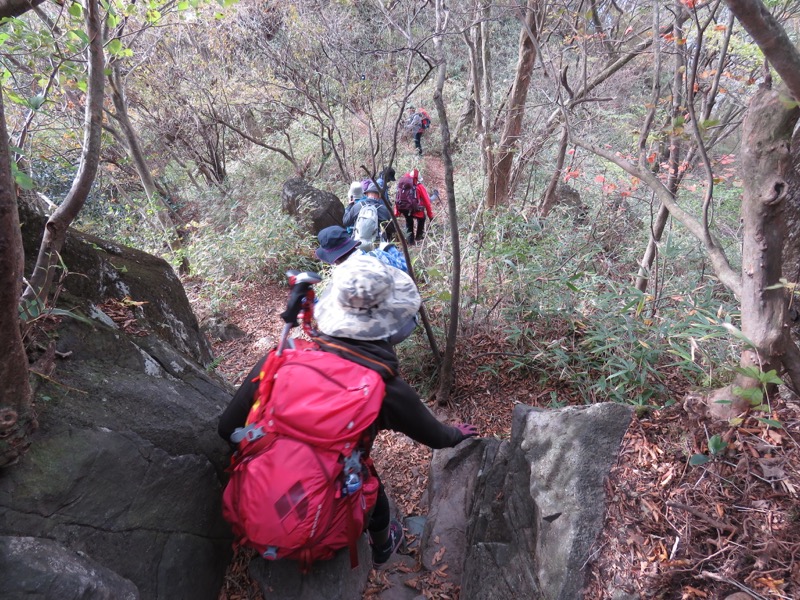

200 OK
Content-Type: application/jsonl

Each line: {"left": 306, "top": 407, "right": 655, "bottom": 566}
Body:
{"left": 353, "top": 203, "right": 380, "bottom": 252}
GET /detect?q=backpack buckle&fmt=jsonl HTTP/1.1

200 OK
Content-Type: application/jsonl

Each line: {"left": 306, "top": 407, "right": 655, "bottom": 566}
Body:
{"left": 263, "top": 546, "right": 279, "bottom": 560}
{"left": 230, "top": 424, "right": 265, "bottom": 444}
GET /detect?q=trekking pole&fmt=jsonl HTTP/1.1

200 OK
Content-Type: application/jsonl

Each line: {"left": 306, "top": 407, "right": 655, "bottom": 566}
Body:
{"left": 277, "top": 270, "right": 322, "bottom": 356}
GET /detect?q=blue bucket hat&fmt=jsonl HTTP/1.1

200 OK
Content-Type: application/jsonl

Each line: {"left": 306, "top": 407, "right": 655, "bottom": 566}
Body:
{"left": 365, "top": 182, "right": 380, "bottom": 194}
{"left": 315, "top": 226, "right": 360, "bottom": 264}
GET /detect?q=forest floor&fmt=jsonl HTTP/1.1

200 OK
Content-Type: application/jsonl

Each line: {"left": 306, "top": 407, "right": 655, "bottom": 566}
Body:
{"left": 198, "top": 148, "right": 800, "bottom": 599}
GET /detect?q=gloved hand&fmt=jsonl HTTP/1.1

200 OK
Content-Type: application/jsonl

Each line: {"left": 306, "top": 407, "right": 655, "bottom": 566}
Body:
{"left": 280, "top": 282, "right": 312, "bottom": 326}
{"left": 455, "top": 423, "right": 479, "bottom": 439}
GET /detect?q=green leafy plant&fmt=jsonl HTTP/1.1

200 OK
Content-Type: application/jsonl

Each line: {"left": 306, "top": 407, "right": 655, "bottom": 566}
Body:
{"left": 689, "top": 433, "right": 728, "bottom": 466}
{"left": 729, "top": 367, "right": 784, "bottom": 429}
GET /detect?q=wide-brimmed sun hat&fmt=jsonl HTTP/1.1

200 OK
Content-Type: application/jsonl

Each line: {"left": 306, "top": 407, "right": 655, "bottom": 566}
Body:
{"left": 315, "top": 254, "right": 421, "bottom": 341}
{"left": 315, "top": 226, "right": 360, "bottom": 264}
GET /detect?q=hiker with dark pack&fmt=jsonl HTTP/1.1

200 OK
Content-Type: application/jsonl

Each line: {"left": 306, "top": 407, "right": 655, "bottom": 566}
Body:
{"left": 394, "top": 169, "right": 434, "bottom": 245}
{"left": 316, "top": 225, "right": 407, "bottom": 274}
{"left": 377, "top": 166, "right": 396, "bottom": 204}
{"left": 218, "top": 255, "right": 478, "bottom": 570}
{"left": 344, "top": 182, "right": 393, "bottom": 250}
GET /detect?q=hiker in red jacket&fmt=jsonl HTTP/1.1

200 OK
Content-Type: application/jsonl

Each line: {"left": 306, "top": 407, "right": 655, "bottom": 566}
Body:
{"left": 218, "top": 255, "right": 477, "bottom": 568}
{"left": 394, "top": 169, "right": 434, "bottom": 245}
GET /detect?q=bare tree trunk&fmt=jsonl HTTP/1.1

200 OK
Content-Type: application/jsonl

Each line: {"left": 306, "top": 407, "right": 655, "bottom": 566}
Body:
{"left": 539, "top": 125, "right": 568, "bottom": 216}
{"left": 433, "top": 0, "right": 460, "bottom": 406}
{"left": 722, "top": 0, "right": 800, "bottom": 401}
{"left": 108, "top": 61, "right": 188, "bottom": 272}
{"left": 739, "top": 87, "right": 798, "bottom": 387}
{"left": 451, "top": 45, "right": 475, "bottom": 146}
{"left": 486, "top": 0, "right": 538, "bottom": 207}
{"left": 0, "top": 91, "right": 36, "bottom": 468}
{"left": 453, "top": 0, "right": 487, "bottom": 148}
{"left": 636, "top": 1, "right": 686, "bottom": 292}
{"left": 708, "top": 86, "right": 800, "bottom": 416}
{"left": 478, "top": 0, "right": 493, "bottom": 178}
{"left": 22, "top": 0, "right": 104, "bottom": 305}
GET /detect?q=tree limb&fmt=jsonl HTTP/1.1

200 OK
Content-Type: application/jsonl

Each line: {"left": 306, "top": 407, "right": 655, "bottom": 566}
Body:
{"left": 572, "top": 137, "right": 742, "bottom": 296}
{"left": 724, "top": 0, "right": 800, "bottom": 101}
{"left": 0, "top": 0, "right": 45, "bottom": 20}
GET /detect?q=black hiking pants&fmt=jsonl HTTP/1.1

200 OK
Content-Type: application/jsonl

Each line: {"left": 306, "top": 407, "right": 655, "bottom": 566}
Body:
{"left": 368, "top": 480, "right": 390, "bottom": 533}
{"left": 401, "top": 212, "right": 426, "bottom": 243}
{"left": 413, "top": 132, "right": 423, "bottom": 155}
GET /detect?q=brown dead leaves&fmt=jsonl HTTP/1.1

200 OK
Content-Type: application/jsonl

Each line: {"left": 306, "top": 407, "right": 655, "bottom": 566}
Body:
{"left": 97, "top": 296, "right": 150, "bottom": 337}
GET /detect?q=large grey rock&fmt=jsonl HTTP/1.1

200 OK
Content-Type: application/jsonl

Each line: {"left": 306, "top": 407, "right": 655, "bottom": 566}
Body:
{"left": 460, "top": 403, "right": 632, "bottom": 600}
{"left": 281, "top": 177, "right": 344, "bottom": 234}
{"left": 2, "top": 214, "right": 235, "bottom": 599}
{"left": 249, "top": 537, "right": 372, "bottom": 599}
{"left": 18, "top": 204, "right": 213, "bottom": 366}
{"left": 0, "top": 323, "right": 233, "bottom": 599}
{"left": 421, "top": 438, "right": 498, "bottom": 583}
{"left": 524, "top": 403, "right": 632, "bottom": 600}
{"left": 0, "top": 536, "right": 139, "bottom": 600}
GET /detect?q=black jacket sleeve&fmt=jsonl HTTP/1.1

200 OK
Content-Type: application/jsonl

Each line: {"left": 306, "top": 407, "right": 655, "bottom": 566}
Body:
{"left": 343, "top": 202, "right": 359, "bottom": 228}
{"left": 377, "top": 377, "right": 464, "bottom": 449}
{"left": 217, "top": 356, "right": 266, "bottom": 442}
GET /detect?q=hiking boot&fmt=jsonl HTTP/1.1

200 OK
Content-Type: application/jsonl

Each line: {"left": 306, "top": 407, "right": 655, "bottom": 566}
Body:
{"left": 415, "top": 233, "right": 425, "bottom": 242}
{"left": 371, "top": 519, "right": 404, "bottom": 568}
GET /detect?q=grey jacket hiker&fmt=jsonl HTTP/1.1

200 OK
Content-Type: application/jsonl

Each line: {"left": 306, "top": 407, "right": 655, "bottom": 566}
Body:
{"left": 406, "top": 112, "right": 423, "bottom": 136}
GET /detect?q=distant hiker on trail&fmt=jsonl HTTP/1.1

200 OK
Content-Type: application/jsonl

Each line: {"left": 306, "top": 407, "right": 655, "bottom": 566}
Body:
{"left": 218, "top": 255, "right": 478, "bottom": 569}
{"left": 405, "top": 105, "right": 425, "bottom": 156}
{"left": 316, "top": 225, "right": 407, "bottom": 274}
{"left": 394, "top": 169, "right": 434, "bottom": 245}
{"left": 347, "top": 181, "right": 363, "bottom": 204}
{"left": 344, "top": 181, "right": 394, "bottom": 249}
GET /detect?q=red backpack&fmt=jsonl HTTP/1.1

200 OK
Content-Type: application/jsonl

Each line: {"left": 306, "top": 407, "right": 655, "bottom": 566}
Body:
{"left": 417, "top": 108, "right": 431, "bottom": 130}
{"left": 222, "top": 340, "right": 384, "bottom": 571}
{"left": 395, "top": 174, "right": 420, "bottom": 212}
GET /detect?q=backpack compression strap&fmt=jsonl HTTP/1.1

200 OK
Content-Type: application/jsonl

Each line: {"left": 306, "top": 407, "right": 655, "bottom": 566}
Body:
{"left": 228, "top": 349, "right": 287, "bottom": 448}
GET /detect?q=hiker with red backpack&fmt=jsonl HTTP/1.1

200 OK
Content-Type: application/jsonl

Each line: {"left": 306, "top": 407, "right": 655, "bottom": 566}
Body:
{"left": 405, "top": 105, "right": 430, "bottom": 156}
{"left": 218, "top": 255, "right": 478, "bottom": 571}
{"left": 394, "top": 168, "right": 434, "bottom": 245}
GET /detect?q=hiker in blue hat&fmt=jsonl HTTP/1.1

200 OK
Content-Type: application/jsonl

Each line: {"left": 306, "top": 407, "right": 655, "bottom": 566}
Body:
{"left": 316, "top": 225, "right": 407, "bottom": 273}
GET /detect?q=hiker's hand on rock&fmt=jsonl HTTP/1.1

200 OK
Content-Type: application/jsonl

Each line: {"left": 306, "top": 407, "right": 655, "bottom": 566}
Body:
{"left": 455, "top": 423, "right": 479, "bottom": 439}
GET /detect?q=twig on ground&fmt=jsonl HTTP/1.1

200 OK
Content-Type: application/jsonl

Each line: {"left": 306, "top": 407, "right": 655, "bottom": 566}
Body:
{"left": 666, "top": 501, "right": 737, "bottom": 533}
{"left": 699, "top": 570, "right": 770, "bottom": 600}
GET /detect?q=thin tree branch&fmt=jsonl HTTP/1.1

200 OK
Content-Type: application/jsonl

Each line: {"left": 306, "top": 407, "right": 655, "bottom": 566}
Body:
{"left": 572, "top": 137, "right": 741, "bottom": 297}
